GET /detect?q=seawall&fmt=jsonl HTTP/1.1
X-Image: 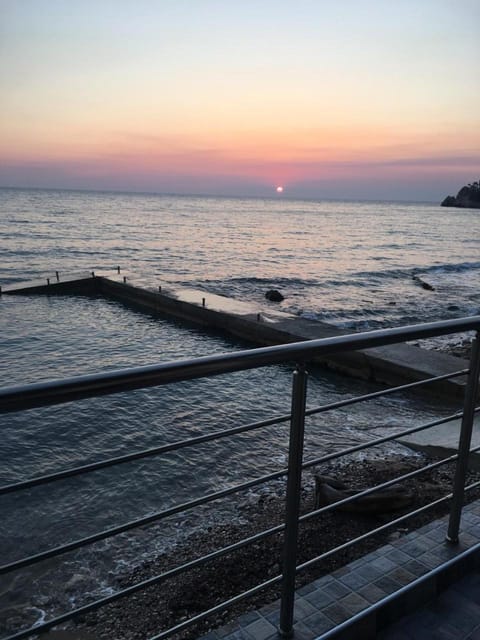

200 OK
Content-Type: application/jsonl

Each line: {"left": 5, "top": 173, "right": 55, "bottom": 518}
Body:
{"left": 2, "top": 271, "right": 470, "bottom": 400}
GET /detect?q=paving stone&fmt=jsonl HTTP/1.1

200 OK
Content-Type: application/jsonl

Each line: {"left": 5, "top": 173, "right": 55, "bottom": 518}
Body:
{"left": 430, "top": 541, "right": 470, "bottom": 561}
{"left": 312, "top": 574, "right": 335, "bottom": 589}
{"left": 339, "top": 591, "right": 370, "bottom": 615}
{"left": 403, "top": 558, "right": 429, "bottom": 577}
{"left": 297, "top": 581, "right": 316, "bottom": 596}
{"left": 323, "top": 601, "right": 356, "bottom": 625}
{"left": 217, "top": 622, "right": 241, "bottom": 638}
{"left": 370, "top": 555, "right": 399, "bottom": 573}
{"left": 244, "top": 617, "right": 278, "bottom": 640}
{"left": 400, "top": 537, "right": 433, "bottom": 557}
{"left": 355, "top": 561, "right": 386, "bottom": 583}
{"left": 347, "top": 556, "right": 367, "bottom": 570}
{"left": 417, "top": 551, "right": 443, "bottom": 569}
{"left": 386, "top": 548, "right": 411, "bottom": 565}
{"left": 289, "top": 621, "right": 320, "bottom": 640}
{"left": 304, "top": 586, "right": 336, "bottom": 609}
{"left": 332, "top": 565, "right": 350, "bottom": 578}
{"left": 387, "top": 566, "right": 417, "bottom": 586}
{"left": 301, "top": 610, "right": 336, "bottom": 635}
{"left": 263, "top": 608, "right": 280, "bottom": 627}
{"left": 424, "top": 525, "right": 449, "bottom": 543}
{"left": 293, "top": 596, "right": 318, "bottom": 620}
{"left": 373, "top": 575, "right": 403, "bottom": 595}
{"left": 337, "top": 569, "right": 370, "bottom": 591}
{"left": 236, "top": 610, "right": 262, "bottom": 626}
{"left": 322, "top": 578, "right": 352, "bottom": 599}
{"left": 357, "top": 581, "right": 388, "bottom": 604}
{"left": 458, "top": 531, "right": 480, "bottom": 546}
{"left": 258, "top": 601, "right": 279, "bottom": 616}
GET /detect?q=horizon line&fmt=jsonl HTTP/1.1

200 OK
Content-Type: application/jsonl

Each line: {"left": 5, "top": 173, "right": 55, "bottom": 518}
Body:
{"left": 0, "top": 184, "right": 438, "bottom": 206}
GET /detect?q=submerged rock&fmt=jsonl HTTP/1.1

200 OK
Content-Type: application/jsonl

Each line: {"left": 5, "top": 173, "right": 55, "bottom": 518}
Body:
{"left": 412, "top": 274, "right": 435, "bottom": 291}
{"left": 265, "top": 289, "right": 284, "bottom": 302}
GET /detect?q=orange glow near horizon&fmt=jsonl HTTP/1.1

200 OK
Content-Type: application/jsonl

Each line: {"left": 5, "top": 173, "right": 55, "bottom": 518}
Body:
{"left": 1, "top": 2, "right": 478, "bottom": 198}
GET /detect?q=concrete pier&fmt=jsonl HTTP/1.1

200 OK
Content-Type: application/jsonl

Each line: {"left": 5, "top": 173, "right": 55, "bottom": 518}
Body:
{"left": 2, "top": 270, "right": 471, "bottom": 399}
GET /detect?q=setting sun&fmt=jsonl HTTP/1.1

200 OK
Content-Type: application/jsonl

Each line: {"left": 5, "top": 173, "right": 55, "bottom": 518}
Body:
{"left": 276, "top": 186, "right": 284, "bottom": 193}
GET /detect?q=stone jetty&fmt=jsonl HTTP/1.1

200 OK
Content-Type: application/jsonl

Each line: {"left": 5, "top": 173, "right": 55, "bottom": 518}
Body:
{"left": 1, "top": 269, "right": 471, "bottom": 401}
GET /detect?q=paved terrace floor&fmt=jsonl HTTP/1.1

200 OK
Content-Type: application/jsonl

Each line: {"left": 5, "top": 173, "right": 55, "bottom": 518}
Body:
{"left": 200, "top": 499, "right": 480, "bottom": 640}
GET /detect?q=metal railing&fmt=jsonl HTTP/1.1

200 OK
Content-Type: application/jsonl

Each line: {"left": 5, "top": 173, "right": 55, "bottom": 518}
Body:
{"left": 1, "top": 316, "right": 480, "bottom": 640}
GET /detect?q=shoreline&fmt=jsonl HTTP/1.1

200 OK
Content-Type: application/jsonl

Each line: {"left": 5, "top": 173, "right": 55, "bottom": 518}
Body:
{"left": 57, "top": 453, "right": 480, "bottom": 640}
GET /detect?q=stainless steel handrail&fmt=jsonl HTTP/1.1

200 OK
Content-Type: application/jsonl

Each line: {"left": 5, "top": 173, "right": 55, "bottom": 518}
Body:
{"left": 1, "top": 316, "right": 478, "bottom": 413}
{"left": 1, "top": 316, "right": 479, "bottom": 640}
{"left": 0, "top": 368, "right": 468, "bottom": 497}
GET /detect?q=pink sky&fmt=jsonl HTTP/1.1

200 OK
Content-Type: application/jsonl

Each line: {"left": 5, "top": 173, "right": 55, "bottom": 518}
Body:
{"left": 1, "top": 1, "right": 479, "bottom": 200}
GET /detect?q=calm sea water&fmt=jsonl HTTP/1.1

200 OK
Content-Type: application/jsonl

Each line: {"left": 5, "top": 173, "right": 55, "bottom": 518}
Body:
{"left": 1, "top": 187, "right": 478, "bottom": 631}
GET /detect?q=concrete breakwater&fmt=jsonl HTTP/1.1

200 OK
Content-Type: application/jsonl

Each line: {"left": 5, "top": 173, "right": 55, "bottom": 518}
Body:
{"left": 1, "top": 269, "right": 471, "bottom": 400}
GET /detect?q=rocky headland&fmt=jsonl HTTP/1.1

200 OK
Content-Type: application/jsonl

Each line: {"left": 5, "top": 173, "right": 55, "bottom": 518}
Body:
{"left": 441, "top": 180, "right": 480, "bottom": 209}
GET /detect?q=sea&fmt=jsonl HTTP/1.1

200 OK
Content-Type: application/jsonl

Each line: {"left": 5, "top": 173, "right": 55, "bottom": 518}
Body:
{"left": 1, "top": 187, "right": 479, "bottom": 632}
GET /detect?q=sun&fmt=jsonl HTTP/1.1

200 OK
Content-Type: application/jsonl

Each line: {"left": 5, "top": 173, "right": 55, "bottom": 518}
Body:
{"left": 276, "top": 186, "right": 284, "bottom": 193}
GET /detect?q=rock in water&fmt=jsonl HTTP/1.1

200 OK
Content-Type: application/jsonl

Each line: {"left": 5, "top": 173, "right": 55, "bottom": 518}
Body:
{"left": 265, "top": 289, "right": 284, "bottom": 302}
{"left": 412, "top": 274, "right": 435, "bottom": 291}
{"left": 441, "top": 195, "right": 457, "bottom": 207}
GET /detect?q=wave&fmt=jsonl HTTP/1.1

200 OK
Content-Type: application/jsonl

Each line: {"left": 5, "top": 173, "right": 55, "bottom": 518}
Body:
{"left": 352, "top": 267, "right": 411, "bottom": 280}
{"left": 184, "top": 275, "right": 320, "bottom": 288}
{"left": 413, "top": 261, "right": 480, "bottom": 276}
{"left": 349, "top": 261, "right": 480, "bottom": 284}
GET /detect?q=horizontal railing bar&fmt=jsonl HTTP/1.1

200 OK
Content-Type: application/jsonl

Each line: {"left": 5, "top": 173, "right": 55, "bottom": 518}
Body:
{"left": 305, "top": 368, "right": 468, "bottom": 419}
{"left": 0, "top": 411, "right": 293, "bottom": 497}
{"left": 13, "top": 478, "right": 480, "bottom": 640}
{"left": 297, "top": 493, "right": 452, "bottom": 573}
{"left": 3, "top": 455, "right": 476, "bottom": 633}
{"left": 147, "top": 573, "right": 283, "bottom": 640}
{"left": 1, "top": 316, "right": 478, "bottom": 413}
{"left": 302, "top": 408, "right": 478, "bottom": 471}
{"left": 297, "top": 478, "right": 480, "bottom": 575}
{"left": 0, "top": 372, "right": 469, "bottom": 498}
{"left": 301, "top": 448, "right": 471, "bottom": 522}
{"left": 1, "top": 524, "right": 286, "bottom": 640}
{"left": 0, "top": 466, "right": 288, "bottom": 575}
{"left": 123, "top": 480, "right": 480, "bottom": 640}
{"left": 316, "top": 540, "right": 480, "bottom": 640}
{"left": 3, "top": 408, "right": 475, "bottom": 574}
{"left": 2, "top": 570, "right": 281, "bottom": 640}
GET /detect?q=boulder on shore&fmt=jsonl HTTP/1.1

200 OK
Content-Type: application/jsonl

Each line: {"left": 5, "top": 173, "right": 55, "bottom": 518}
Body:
{"left": 314, "top": 475, "right": 415, "bottom": 514}
{"left": 441, "top": 180, "right": 480, "bottom": 209}
{"left": 265, "top": 289, "right": 284, "bottom": 302}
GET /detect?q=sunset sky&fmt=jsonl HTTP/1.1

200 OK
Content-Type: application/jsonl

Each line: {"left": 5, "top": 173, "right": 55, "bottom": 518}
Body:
{"left": 1, "top": 1, "right": 479, "bottom": 200}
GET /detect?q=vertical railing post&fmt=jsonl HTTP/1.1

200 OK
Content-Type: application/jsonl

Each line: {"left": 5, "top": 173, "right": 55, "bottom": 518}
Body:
{"left": 447, "top": 331, "right": 480, "bottom": 543}
{"left": 279, "top": 362, "right": 308, "bottom": 638}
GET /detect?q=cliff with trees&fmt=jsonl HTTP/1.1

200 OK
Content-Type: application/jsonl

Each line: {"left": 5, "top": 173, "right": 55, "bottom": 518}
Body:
{"left": 441, "top": 181, "right": 480, "bottom": 209}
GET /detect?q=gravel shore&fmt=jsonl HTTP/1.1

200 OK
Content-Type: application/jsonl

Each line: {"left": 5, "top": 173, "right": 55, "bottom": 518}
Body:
{"left": 66, "top": 452, "right": 480, "bottom": 640}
